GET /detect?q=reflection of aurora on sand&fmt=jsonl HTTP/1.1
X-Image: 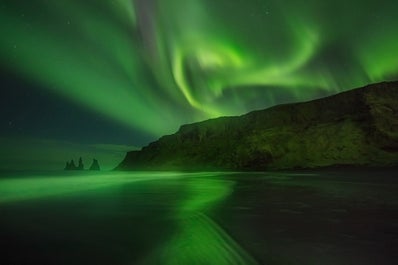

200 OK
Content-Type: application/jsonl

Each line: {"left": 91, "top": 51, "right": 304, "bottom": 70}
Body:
{"left": 0, "top": 172, "right": 180, "bottom": 203}
{"left": 0, "top": 172, "right": 258, "bottom": 264}
{"left": 154, "top": 213, "right": 258, "bottom": 265}
{"left": 1, "top": 171, "right": 398, "bottom": 264}
{"left": 141, "top": 178, "right": 258, "bottom": 265}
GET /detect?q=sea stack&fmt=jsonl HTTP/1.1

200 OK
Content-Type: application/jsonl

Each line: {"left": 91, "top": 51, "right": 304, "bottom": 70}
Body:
{"left": 89, "top": 159, "right": 100, "bottom": 171}
{"left": 64, "top": 159, "right": 78, "bottom": 170}
{"left": 77, "top": 157, "right": 84, "bottom": 170}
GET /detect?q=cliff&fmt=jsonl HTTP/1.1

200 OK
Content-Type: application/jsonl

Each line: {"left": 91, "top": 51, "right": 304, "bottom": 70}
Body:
{"left": 117, "top": 81, "right": 398, "bottom": 171}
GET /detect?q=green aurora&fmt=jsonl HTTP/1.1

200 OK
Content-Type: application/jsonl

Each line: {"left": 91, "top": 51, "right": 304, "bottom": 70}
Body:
{"left": 1, "top": 0, "right": 398, "bottom": 138}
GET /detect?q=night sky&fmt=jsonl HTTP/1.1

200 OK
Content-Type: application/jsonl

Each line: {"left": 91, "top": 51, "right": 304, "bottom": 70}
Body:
{"left": 1, "top": 0, "right": 398, "bottom": 170}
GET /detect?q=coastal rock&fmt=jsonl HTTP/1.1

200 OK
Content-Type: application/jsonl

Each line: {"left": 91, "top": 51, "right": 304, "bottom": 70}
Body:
{"left": 77, "top": 157, "right": 84, "bottom": 170}
{"left": 89, "top": 159, "right": 100, "bottom": 171}
{"left": 64, "top": 159, "right": 77, "bottom": 170}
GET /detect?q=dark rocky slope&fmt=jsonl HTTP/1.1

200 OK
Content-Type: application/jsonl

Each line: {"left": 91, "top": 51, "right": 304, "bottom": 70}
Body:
{"left": 117, "top": 81, "right": 398, "bottom": 171}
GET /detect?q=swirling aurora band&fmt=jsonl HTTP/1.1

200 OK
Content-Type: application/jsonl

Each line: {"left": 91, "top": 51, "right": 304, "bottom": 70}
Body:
{"left": 1, "top": 0, "right": 398, "bottom": 137}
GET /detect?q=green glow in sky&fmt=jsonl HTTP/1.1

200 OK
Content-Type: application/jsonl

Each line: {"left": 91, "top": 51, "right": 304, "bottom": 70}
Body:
{"left": 1, "top": 0, "right": 397, "bottom": 137}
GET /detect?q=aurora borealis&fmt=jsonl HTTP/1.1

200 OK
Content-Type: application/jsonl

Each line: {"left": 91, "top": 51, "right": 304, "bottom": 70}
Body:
{"left": 1, "top": 0, "right": 398, "bottom": 167}
{"left": 1, "top": 2, "right": 398, "bottom": 262}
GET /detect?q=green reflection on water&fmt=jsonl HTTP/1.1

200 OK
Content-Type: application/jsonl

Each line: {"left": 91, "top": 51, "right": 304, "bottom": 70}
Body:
{"left": 142, "top": 177, "right": 258, "bottom": 265}
{"left": 0, "top": 171, "right": 183, "bottom": 203}
{"left": 0, "top": 172, "right": 258, "bottom": 264}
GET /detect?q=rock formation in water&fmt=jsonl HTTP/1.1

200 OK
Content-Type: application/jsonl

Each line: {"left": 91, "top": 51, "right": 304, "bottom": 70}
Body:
{"left": 64, "top": 157, "right": 85, "bottom": 170}
{"left": 116, "top": 81, "right": 398, "bottom": 171}
{"left": 64, "top": 161, "right": 71, "bottom": 170}
{"left": 64, "top": 159, "right": 78, "bottom": 170}
{"left": 89, "top": 159, "right": 100, "bottom": 171}
{"left": 77, "top": 157, "right": 84, "bottom": 170}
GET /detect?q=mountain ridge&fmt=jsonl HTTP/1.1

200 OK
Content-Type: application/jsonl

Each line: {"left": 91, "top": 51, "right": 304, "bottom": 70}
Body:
{"left": 117, "top": 81, "right": 398, "bottom": 171}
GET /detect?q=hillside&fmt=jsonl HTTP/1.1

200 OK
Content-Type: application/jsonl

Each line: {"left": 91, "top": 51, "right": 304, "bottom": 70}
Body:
{"left": 117, "top": 81, "right": 398, "bottom": 171}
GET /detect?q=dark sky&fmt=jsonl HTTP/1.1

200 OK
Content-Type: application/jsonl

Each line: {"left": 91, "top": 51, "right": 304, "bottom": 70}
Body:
{"left": 1, "top": 66, "right": 152, "bottom": 145}
{"left": 1, "top": 67, "right": 143, "bottom": 170}
{"left": 1, "top": 0, "right": 398, "bottom": 170}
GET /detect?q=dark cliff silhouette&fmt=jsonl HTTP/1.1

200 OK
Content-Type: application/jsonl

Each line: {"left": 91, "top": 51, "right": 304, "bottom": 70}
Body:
{"left": 89, "top": 159, "right": 100, "bottom": 171}
{"left": 116, "top": 81, "right": 398, "bottom": 171}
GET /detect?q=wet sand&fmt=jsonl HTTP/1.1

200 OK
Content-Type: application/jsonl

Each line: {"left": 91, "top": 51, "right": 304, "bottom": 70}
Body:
{"left": 0, "top": 170, "right": 397, "bottom": 264}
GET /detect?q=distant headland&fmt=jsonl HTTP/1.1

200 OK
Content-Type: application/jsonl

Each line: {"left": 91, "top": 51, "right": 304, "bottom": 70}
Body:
{"left": 65, "top": 157, "right": 100, "bottom": 171}
{"left": 116, "top": 81, "right": 398, "bottom": 171}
